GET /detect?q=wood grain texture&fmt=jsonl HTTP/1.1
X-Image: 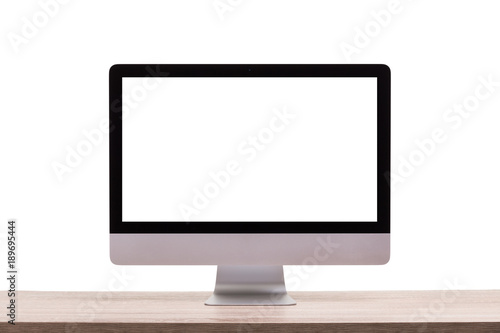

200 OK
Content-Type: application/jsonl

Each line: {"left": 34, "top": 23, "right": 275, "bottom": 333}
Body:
{"left": 1, "top": 291, "right": 499, "bottom": 332}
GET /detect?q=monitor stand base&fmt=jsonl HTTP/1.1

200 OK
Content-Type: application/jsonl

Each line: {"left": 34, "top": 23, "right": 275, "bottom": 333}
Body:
{"left": 205, "top": 265, "right": 296, "bottom": 306}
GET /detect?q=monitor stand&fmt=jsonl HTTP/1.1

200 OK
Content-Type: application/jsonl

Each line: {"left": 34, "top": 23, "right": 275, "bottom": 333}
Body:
{"left": 205, "top": 265, "right": 296, "bottom": 306}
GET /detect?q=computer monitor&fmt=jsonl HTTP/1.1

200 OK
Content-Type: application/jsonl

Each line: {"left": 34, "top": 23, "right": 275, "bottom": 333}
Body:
{"left": 109, "top": 64, "right": 390, "bottom": 305}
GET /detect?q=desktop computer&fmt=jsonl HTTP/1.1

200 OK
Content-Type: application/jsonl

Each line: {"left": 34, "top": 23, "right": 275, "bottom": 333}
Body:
{"left": 109, "top": 64, "right": 390, "bottom": 305}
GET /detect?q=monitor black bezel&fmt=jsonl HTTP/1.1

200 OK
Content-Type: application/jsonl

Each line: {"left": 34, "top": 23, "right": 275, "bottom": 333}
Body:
{"left": 110, "top": 64, "right": 390, "bottom": 233}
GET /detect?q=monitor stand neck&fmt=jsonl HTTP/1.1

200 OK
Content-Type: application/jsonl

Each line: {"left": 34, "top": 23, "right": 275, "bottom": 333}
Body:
{"left": 205, "top": 265, "right": 296, "bottom": 306}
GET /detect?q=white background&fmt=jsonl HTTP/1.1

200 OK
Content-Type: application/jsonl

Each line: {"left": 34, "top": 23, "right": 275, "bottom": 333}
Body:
{"left": 122, "top": 78, "right": 377, "bottom": 222}
{"left": 1, "top": 0, "right": 499, "bottom": 293}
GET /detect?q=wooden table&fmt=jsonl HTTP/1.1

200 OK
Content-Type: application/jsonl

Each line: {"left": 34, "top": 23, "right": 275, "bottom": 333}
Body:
{"left": 1, "top": 291, "right": 499, "bottom": 332}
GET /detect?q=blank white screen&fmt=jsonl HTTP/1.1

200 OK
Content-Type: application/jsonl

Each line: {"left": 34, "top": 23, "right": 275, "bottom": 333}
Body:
{"left": 122, "top": 77, "right": 377, "bottom": 222}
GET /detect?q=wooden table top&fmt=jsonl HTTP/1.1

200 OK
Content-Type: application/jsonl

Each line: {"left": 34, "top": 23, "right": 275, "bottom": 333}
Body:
{"left": 1, "top": 290, "right": 499, "bottom": 332}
